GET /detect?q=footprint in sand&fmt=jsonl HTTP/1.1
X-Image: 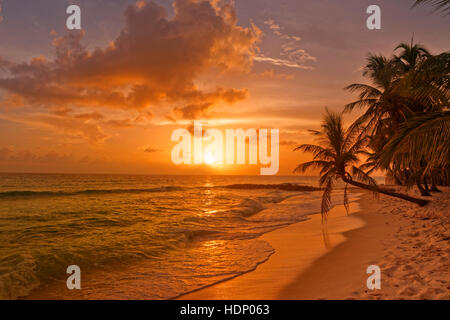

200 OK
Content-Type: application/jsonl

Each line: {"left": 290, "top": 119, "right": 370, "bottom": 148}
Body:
{"left": 399, "top": 287, "right": 418, "bottom": 297}
{"left": 402, "top": 264, "right": 415, "bottom": 271}
{"left": 425, "top": 288, "right": 445, "bottom": 297}
{"left": 419, "top": 292, "right": 432, "bottom": 299}
{"left": 412, "top": 278, "right": 426, "bottom": 286}
{"left": 384, "top": 265, "right": 398, "bottom": 273}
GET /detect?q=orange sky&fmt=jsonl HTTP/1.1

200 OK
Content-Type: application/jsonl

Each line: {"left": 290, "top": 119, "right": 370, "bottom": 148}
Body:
{"left": 0, "top": 0, "right": 448, "bottom": 175}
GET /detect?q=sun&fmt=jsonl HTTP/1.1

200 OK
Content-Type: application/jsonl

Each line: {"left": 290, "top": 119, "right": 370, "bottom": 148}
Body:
{"left": 203, "top": 152, "right": 216, "bottom": 165}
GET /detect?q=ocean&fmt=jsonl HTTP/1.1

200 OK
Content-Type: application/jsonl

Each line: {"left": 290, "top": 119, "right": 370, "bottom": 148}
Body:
{"left": 0, "top": 173, "right": 363, "bottom": 299}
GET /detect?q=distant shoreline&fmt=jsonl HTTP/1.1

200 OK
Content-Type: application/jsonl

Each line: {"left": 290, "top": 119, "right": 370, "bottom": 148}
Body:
{"left": 0, "top": 172, "right": 386, "bottom": 179}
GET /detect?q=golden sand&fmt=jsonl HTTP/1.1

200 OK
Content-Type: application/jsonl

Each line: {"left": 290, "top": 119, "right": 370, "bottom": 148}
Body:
{"left": 179, "top": 188, "right": 449, "bottom": 300}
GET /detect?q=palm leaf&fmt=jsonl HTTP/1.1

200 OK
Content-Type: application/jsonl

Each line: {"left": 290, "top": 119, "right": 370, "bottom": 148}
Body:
{"left": 343, "top": 183, "right": 349, "bottom": 214}
{"left": 413, "top": 0, "right": 450, "bottom": 14}
{"left": 379, "top": 111, "right": 450, "bottom": 174}
{"left": 293, "top": 160, "right": 334, "bottom": 174}
{"left": 321, "top": 177, "right": 334, "bottom": 222}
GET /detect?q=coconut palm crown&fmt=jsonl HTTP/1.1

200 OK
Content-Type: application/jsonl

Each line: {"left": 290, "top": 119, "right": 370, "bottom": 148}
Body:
{"left": 294, "top": 110, "right": 429, "bottom": 221}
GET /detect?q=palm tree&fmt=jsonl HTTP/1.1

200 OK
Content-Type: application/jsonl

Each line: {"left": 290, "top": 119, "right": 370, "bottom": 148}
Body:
{"left": 344, "top": 54, "right": 411, "bottom": 139}
{"left": 413, "top": 0, "right": 450, "bottom": 14}
{"left": 379, "top": 111, "right": 450, "bottom": 178}
{"left": 399, "top": 52, "right": 449, "bottom": 111}
{"left": 394, "top": 39, "right": 431, "bottom": 72}
{"left": 294, "top": 110, "right": 429, "bottom": 220}
{"left": 344, "top": 44, "right": 448, "bottom": 194}
{"left": 345, "top": 42, "right": 435, "bottom": 134}
{"left": 373, "top": 51, "right": 449, "bottom": 193}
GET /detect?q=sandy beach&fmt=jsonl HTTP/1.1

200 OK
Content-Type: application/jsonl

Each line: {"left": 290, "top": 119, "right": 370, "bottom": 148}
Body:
{"left": 179, "top": 188, "right": 450, "bottom": 300}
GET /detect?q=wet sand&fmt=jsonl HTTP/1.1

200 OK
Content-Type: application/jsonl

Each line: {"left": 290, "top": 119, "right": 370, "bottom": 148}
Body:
{"left": 179, "top": 188, "right": 449, "bottom": 300}
{"left": 178, "top": 199, "right": 367, "bottom": 299}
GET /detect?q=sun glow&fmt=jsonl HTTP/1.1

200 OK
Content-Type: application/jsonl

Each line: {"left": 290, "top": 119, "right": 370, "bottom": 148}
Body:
{"left": 203, "top": 152, "right": 216, "bottom": 165}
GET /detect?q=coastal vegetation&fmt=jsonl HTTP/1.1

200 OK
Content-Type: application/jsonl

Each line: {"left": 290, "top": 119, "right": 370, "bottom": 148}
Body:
{"left": 295, "top": 36, "right": 448, "bottom": 218}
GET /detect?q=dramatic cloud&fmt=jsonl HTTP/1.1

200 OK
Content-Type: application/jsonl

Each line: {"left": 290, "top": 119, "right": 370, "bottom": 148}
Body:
{"left": 173, "top": 87, "right": 248, "bottom": 119}
{"left": 0, "top": 105, "right": 156, "bottom": 144}
{"left": 2, "top": 113, "right": 109, "bottom": 144}
{"left": 0, "top": 0, "right": 260, "bottom": 119}
{"left": 257, "top": 18, "right": 316, "bottom": 70}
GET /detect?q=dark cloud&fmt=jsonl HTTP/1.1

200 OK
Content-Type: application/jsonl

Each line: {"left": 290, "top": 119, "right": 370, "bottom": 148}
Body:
{"left": 143, "top": 147, "right": 163, "bottom": 153}
{"left": 0, "top": 112, "right": 108, "bottom": 144}
{"left": 173, "top": 87, "right": 248, "bottom": 119}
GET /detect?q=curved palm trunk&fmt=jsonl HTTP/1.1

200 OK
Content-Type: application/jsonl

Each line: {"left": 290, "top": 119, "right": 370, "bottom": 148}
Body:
{"left": 342, "top": 176, "right": 429, "bottom": 207}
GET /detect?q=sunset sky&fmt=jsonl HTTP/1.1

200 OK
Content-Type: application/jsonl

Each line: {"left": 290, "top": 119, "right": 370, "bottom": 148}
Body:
{"left": 0, "top": 0, "right": 448, "bottom": 175}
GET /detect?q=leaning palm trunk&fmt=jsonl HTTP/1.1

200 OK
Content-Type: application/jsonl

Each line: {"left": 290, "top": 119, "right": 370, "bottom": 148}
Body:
{"left": 342, "top": 175, "right": 429, "bottom": 206}
{"left": 294, "top": 110, "right": 431, "bottom": 220}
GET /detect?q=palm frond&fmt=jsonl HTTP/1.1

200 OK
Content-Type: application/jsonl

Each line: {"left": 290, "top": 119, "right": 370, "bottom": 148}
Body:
{"left": 343, "top": 183, "right": 349, "bottom": 215}
{"left": 293, "top": 160, "right": 334, "bottom": 174}
{"left": 321, "top": 177, "right": 334, "bottom": 222}
{"left": 351, "top": 166, "right": 378, "bottom": 186}
{"left": 293, "top": 144, "right": 327, "bottom": 155}
{"left": 344, "top": 84, "right": 382, "bottom": 100}
{"left": 379, "top": 111, "right": 450, "bottom": 174}
{"left": 413, "top": 0, "right": 450, "bottom": 14}
{"left": 319, "top": 168, "right": 337, "bottom": 186}
{"left": 344, "top": 99, "right": 379, "bottom": 112}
